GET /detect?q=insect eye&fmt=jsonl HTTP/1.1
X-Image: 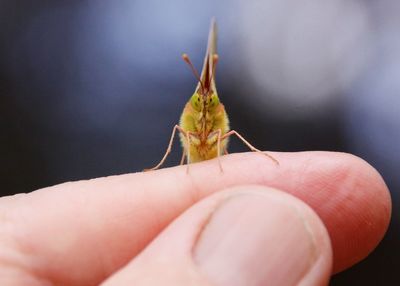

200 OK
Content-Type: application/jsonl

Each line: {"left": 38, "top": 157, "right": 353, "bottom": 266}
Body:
{"left": 191, "top": 94, "right": 201, "bottom": 111}
{"left": 210, "top": 94, "right": 219, "bottom": 107}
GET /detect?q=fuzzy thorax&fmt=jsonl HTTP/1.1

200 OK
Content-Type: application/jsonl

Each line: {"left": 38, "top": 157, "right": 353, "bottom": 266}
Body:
{"left": 179, "top": 91, "right": 230, "bottom": 163}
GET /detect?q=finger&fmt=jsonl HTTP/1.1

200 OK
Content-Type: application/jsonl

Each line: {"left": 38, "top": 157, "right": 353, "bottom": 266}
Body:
{"left": 102, "top": 186, "right": 333, "bottom": 286}
{"left": 0, "top": 152, "right": 390, "bottom": 286}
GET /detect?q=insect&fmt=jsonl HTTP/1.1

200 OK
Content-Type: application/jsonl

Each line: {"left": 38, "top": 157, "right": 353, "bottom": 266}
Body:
{"left": 145, "top": 19, "right": 278, "bottom": 172}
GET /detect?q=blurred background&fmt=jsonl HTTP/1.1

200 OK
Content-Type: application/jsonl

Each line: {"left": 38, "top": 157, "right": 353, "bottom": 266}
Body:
{"left": 0, "top": 0, "right": 398, "bottom": 284}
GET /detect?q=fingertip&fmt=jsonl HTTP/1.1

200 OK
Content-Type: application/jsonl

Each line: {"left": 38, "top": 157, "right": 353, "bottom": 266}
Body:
{"left": 326, "top": 153, "right": 391, "bottom": 273}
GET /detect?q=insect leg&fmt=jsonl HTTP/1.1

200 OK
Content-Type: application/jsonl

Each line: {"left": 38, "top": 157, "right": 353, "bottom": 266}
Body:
{"left": 216, "top": 129, "right": 223, "bottom": 172}
{"left": 185, "top": 131, "right": 192, "bottom": 174}
{"left": 206, "top": 129, "right": 224, "bottom": 172}
{"left": 179, "top": 148, "right": 187, "bottom": 165}
{"left": 223, "top": 147, "right": 229, "bottom": 155}
{"left": 221, "top": 130, "right": 279, "bottom": 165}
{"left": 144, "top": 124, "right": 187, "bottom": 171}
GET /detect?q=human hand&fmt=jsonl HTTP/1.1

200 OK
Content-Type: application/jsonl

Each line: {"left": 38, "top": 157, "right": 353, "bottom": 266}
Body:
{"left": 0, "top": 152, "right": 391, "bottom": 285}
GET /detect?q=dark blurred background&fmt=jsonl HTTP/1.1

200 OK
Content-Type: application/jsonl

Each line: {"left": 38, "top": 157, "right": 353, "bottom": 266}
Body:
{"left": 0, "top": 0, "right": 399, "bottom": 284}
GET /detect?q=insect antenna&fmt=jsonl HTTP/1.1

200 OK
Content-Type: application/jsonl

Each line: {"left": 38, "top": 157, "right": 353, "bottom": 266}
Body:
{"left": 182, "top": 53, "right": 206, "bottom": 95}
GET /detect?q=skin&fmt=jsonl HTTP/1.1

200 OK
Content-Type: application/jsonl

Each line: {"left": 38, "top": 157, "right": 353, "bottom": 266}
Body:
{"left": 0, "top": 152, "right": 391, "bottom": 285}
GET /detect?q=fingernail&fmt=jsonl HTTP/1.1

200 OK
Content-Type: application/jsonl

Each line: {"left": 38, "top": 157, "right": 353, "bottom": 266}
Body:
{"left": 193, "top": 192, "right": 320, "bottom": 286}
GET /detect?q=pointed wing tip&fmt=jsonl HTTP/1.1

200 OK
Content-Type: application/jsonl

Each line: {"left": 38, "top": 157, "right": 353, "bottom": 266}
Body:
{"left": 210, "top": 17, "right": 217, "bottom": 31}
{"left": 208, "top": 17, "right": 218, "bottom": 55}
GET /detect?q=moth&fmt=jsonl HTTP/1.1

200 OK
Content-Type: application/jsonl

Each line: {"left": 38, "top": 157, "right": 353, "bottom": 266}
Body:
{"left": 146, "top": 19, "right": 278, "bottom": 171}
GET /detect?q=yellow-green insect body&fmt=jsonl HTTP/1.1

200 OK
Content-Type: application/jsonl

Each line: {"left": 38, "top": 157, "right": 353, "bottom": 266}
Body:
{"left": 145, "top": 19, "right": 278, "bottom": 172}
{"left": 179, "top": 90, "right": 229, "bottom": 162}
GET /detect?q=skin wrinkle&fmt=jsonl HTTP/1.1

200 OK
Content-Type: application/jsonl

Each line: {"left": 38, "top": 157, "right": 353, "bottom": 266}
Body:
{"left": 268, "top": 192, "right": 323, "bottom": 274}
{"left": 0, "top": 238, "right": 29, "bottom": 273}
{"left": 85, "top": 207, "right": 124, "bottom": 280}
{"left": 18, "top": 189, "right": 115, "bottom": 284}
{"left": 123, "top": 193, "right": 223, "bottom": 286}
{"left": 291, "top": 205, "right": 321, "bottom": 284}
{"left": 0, "top": 203, "right": 53, "bottom": 285}
{"left": 190, "top": 196, "right": 225, "bottom": 259}
{"left": 0, "top": 266, "right": 53, "bottom": 286}
{"left": 123, "top": 191, "right": 164, "bottom": 239}
{"left": 84, "top": 192, "right": 161, "bottom": 283}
